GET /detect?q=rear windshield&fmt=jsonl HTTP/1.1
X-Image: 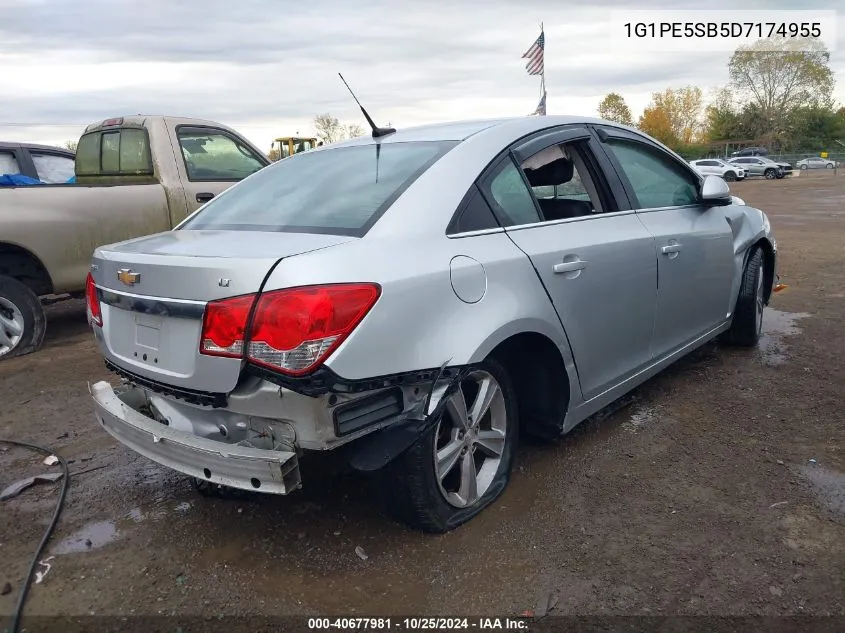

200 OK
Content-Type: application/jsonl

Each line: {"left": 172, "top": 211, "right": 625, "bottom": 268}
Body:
{"left": 76, "top": 127, "right": 153, "bottom": 176}
{"left": 179, "top": 140, "right": 457, "bottom": 236}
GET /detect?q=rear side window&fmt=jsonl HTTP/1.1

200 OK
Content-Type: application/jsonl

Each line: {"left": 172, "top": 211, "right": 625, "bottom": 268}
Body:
{"left": 76, "top": 128, "right": 153, "bottom": 176}
{"left": 180, "top": 141, "right": 457, "bottom": 236}
{"left": 31, "top": 153, "right": 76, "bottom": 183}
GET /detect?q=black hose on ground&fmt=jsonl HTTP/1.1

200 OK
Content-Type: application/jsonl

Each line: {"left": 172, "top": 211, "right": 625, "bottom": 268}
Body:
{"left": 0, "top": 439, "right": 70, "bottom": 633}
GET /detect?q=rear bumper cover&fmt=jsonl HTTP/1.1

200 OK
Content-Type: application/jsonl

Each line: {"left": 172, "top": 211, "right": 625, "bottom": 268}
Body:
{"left": 90, "top": 381, "right": 301, "bottom": 494}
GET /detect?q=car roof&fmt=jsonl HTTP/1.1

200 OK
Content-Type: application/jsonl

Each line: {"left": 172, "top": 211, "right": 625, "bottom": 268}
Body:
{"left": 325, "top": 115, "right": 632, "bottom": 147}
{"left": 0, "top": 141, "right": 75, "bottom": 154}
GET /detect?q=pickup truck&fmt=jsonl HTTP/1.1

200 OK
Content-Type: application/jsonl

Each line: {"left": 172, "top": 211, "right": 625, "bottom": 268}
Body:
{"left": 0, "top": 115, "right": 270, "bottom": 360}
{"left": 0, "top": 141, "right": 76, "bottom": 184}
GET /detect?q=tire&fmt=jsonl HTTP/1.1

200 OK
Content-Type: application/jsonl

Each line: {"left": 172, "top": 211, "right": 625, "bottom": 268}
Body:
{"left": 379, "top": 358, "right": 519, "bottom": 533}
{"left": 764, "top": 168, "right": 777, "bottom": 180}
{"left": 726, "top": 247, "right": 765, "bottom": 347}
{"left": 826, "top": 163, "right": 834, "bottom": 169}
{"left": 0, "top": 275, "right": 46, "bottom": 360}
{"left": 800, "top": 164, "right": 808, "bottom": 170}
{"left": 723, "top": 171, "right": 737, "bottom": 182}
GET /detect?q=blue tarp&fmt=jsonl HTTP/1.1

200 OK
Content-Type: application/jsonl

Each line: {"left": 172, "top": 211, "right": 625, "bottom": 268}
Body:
{"left": 0, "top": 173, "right": 43, "bottom": 186}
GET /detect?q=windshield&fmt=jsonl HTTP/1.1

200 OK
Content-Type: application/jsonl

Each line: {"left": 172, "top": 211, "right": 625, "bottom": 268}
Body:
{"left": 180, "top": 140, "right": 457, "bottom": 236}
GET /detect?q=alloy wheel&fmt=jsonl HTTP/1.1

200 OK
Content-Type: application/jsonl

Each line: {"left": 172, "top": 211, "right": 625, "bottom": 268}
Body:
{"left": 0, "top": 297, "right": 25, "bottom": 358}
{"left": 433, "top": 370, "right": 508, "bottom": 508}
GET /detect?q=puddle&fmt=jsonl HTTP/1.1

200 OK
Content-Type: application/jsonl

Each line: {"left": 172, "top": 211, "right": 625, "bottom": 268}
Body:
{"left": 758, "top": 310, "right": 811, "bottom": 366}
{"left": 126, "top": 499, "right": 189, "bottom": 523}
{"left": 51, "top": 500, "right": 193, "bottom": 555}
{"left": 802, "top": 465, "right": 845, "bottom": 516}
{"left": 52, "top": 520, "right": 119, "bottom": 554}
{"left": 622, "top": 406, "right": 658, "bottom": 433}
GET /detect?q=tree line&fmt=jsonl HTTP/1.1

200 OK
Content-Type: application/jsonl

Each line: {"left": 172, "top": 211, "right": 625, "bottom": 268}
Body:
{"left": 597, "top": 38, "right": 843, "bottom": 158}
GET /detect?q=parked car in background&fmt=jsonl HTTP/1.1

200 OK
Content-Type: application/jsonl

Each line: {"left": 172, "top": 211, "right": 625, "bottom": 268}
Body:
{"left": 729, "top": 156, "right": 792, "bottom": 179}
{"left": 0, "top": 142, "right": 76, "bottom": 184}
{"left": 0, "top": 115, "right": 269, "bottom": 360}
{"left": 731, "top": 146, "right": 768, "bottom": 157}
{"left": 689, "top": 158, "right": 745, "bottom": 181}
{"left": 796, "top": 156, "right": 839, "bottom": 170}
{"left": 87, "top": 116, "right": 777, "bottom": 532}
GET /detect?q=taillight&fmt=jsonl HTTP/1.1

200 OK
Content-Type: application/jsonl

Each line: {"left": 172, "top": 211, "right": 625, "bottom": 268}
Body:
{"left": 199, "top": 294, "right": 255, "bottom": 357}
{"left": 199, "top": 283, "right": 380, "bottom": 376}
{"left": 86, "top": 273, "right": 102, "bottom": 327}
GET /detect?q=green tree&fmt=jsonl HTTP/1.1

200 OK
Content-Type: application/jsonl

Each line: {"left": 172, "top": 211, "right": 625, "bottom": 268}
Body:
{"left": 703, "top": 87, "right": 738, "bottom": 142}
{"left": 728, "top": 38, "right": 835, "bottom": 141}
{"left": 598, "top": 93, "right": 633, "bottom": 126}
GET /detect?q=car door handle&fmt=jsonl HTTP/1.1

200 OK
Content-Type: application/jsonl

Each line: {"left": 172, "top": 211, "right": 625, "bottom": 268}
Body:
{"left": 553, "top": 260, "right": 587, "bottom": 274}
{"left": 661, "top": 244, "right": 682, "bottom": 254}
{"left": 196, "top": 192, "right": 214, "bottom": 203}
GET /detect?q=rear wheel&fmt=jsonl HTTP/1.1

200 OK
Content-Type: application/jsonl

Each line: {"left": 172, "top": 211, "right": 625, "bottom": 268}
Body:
{"left": 380, "top": 359, "right": 518, "bottom": 532}
{"left": 800, "top": 164, "right": 808, "bottom": 170}
{"left": 764, "top": 168, "right": 777, "bottom": 180}
{"left": 0, "top": 275, "right": 46, "bottom": 360}
{"left": 726, "top": 247, "right": 765, "bottom": 347}
{"left": 723, "top": 171, "right": 737, "bottom": 182}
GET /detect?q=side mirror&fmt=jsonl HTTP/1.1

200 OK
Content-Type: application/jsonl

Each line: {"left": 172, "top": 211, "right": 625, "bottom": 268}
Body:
{"left": 700, "top": 175, "right": 732, "bottom": 206}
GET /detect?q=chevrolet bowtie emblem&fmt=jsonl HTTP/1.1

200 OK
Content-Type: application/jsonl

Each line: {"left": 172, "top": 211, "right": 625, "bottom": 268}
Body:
{"left": 117, "top": 269, "right": 141, "bottom": 286}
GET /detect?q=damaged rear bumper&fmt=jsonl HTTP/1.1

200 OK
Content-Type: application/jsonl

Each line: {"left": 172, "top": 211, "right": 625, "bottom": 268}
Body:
{"left": 90, "top": 380, "right": 301, "bottom": 494}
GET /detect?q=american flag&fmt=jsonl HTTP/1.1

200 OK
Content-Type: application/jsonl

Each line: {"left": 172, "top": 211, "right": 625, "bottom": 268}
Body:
{"left": 522, "top": 30, "right": 544, "bottom": 76}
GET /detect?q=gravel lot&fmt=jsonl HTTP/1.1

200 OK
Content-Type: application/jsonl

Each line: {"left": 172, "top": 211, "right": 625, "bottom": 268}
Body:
{"left": 1, "top": 171, "right": 843, "bottom": 625}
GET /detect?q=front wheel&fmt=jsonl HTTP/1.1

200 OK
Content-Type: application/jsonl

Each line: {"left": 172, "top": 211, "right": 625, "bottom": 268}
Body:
{"left": 800, "top": 164, "right": 808, "bottom": 170}
{"left": 764, "top": 168, "right": 777, "bottom": 180}
{"left": 723, "top": 171, "right": 737, "bottom": 182}
{"left": 380, "top": 359, "right": 519, "bottom": 532}
{"left": 726, "top": 248, "right": 765, "bottom": 347}
{"left": 0, "top": 275, "right": 46, "bottom": 360}
{"left": 826, "top": 163, "right": 834, "bottom": 169}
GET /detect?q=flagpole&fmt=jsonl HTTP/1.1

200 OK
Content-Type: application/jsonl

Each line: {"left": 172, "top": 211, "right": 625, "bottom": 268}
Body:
{"left": 540, "top": 22, "right": 545, "bottom": 103}
{"left": 540, "top": 22, "right": 546, "bottom": 115}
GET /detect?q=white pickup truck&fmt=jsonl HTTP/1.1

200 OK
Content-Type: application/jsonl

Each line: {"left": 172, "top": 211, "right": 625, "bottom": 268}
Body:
{"left": 0, "top": 115, "right": 270, "bottom": 360}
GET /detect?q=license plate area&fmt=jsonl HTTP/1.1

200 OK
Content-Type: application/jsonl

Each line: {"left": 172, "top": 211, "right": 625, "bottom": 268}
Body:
{"left": 105, "top": 304, "right": 201, "bottom": 377}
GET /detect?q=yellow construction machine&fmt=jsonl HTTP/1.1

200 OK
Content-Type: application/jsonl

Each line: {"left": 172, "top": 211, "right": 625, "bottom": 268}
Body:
{"left": 271, "top": 136, "right": 318, "bottom": 160}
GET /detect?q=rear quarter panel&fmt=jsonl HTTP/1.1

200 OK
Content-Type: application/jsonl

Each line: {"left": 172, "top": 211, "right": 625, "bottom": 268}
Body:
{"left": 261, "top": 232, "right": 578, "bottom": 388}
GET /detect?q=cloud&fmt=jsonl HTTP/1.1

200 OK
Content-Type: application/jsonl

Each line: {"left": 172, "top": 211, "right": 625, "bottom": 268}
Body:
{"left": 0, "top": 0, "right": 842, "bottom": 149}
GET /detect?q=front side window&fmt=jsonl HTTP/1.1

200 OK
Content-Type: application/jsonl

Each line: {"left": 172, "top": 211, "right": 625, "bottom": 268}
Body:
{"left": 180, "top": 141, "right": 457, "bottom": 236}
{"left": 177, "top": 127, "right": 266, "bottom": 181}
{"left": 31, "top": 153, "right": 75, "bottom": 183}
{"left": 605, "top": 139, "right": 699, "bottom": 209}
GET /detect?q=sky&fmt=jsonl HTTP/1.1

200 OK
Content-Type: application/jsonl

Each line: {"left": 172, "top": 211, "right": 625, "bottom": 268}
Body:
{"left": 1, "top": 0, "right": 843, "bottom": 152}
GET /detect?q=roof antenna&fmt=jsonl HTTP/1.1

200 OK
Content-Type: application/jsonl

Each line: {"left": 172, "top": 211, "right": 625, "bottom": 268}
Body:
{"left": 338, "top": 73, "right": 396, "bottom": 139}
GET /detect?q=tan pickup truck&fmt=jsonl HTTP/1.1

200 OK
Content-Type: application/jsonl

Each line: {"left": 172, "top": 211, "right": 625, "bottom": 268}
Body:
{"left": 0, "top": 115, "right": 270, "bottom": 360}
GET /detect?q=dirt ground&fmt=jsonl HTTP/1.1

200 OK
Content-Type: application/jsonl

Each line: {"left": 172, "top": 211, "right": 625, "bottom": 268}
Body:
{"left": 1, "top": 172, "right": 843, "bottom": 625}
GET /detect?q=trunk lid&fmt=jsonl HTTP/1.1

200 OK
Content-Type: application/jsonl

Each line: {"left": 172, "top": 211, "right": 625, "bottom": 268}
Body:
{"left": 91, "top": 230, "right": 356, "bottom": 394}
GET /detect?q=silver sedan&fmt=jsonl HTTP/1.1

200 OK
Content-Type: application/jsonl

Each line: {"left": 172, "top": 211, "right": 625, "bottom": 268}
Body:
{"left": 86, "top": 116, "right": 777, "bottom": 532}
{"left": 796, "top": 157, "right": 839, "bottom": 170}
